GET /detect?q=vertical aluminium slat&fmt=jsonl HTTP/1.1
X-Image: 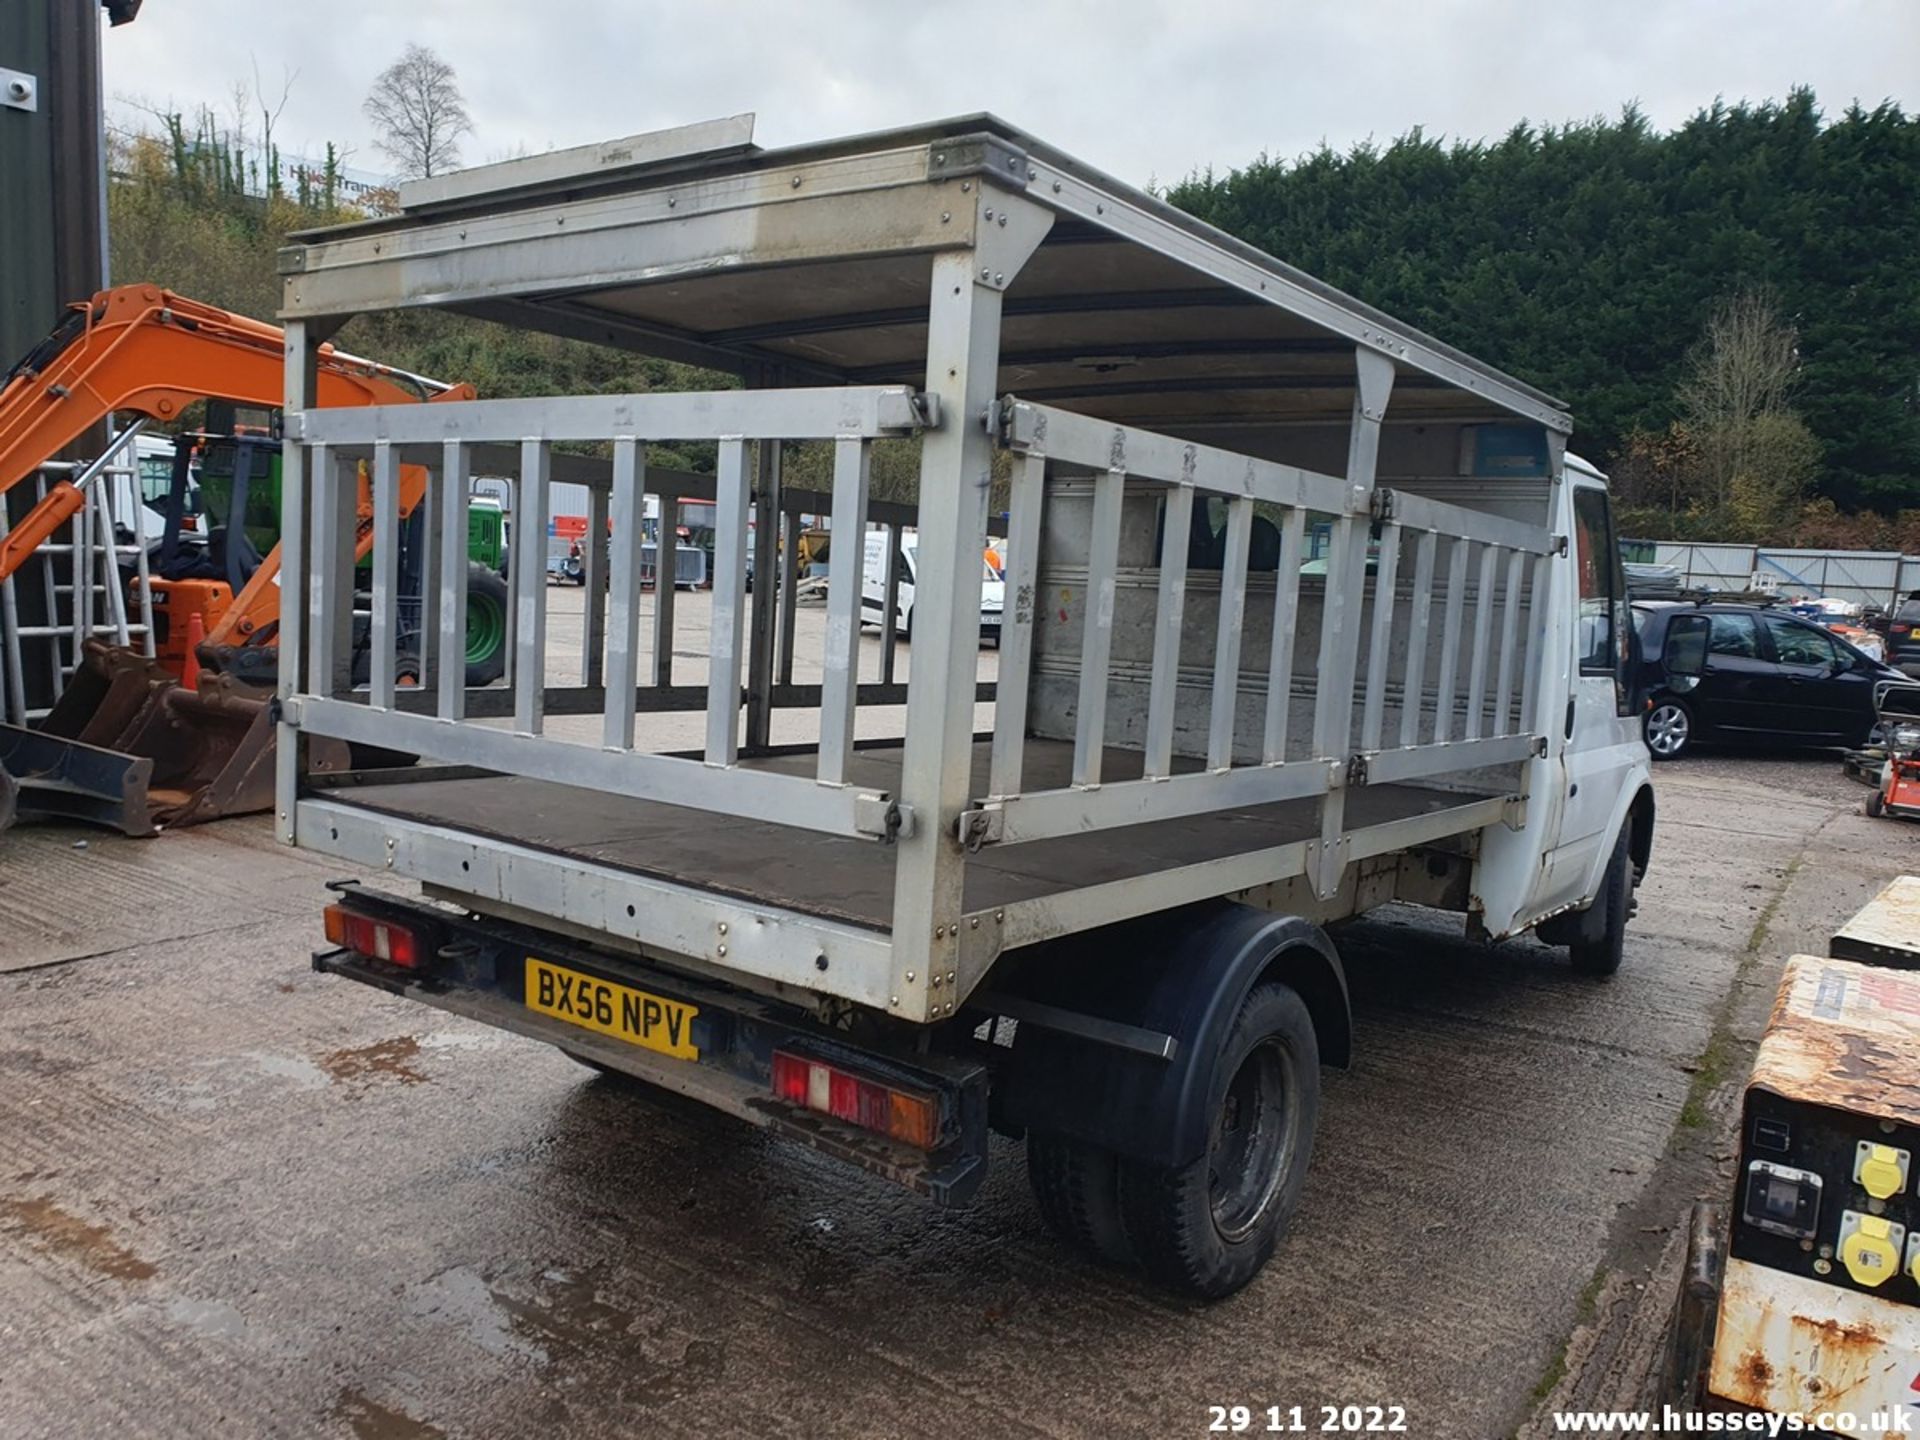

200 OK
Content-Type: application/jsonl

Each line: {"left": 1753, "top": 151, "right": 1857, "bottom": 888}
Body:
{"left": 745, "top": 439, "right": 782, "bottom": 750}
{"left": 1398, "top": 529, "right": 1438, "bottom": 747}
{"left": 417, "top": 461, "right": 438, "bottom": 692}
{"left": 369, "top": 440, "right": 401, "bottom": 709}
{"left": 277, "top": 325, "right": 314, "bottom": 845}
{"left": 652, "top": 520, "right": 678, "bottom": 688}
{"left": 307, "top": 445, "right": 351, "bottom": 697}
{"left": 880, "top": 524, "right": 901, "bottom": 681}
{"left": 1145, "top": 487, "right": 1194, "bottom": 778}
{"left": 1207, "top": 495, "right": 1253, "bottom": 769}
{"left": 705, "top": 438, "right": 750, "bottom": 765}
{"left": 582, "top": 483, "right": 609, "bottom": 688}
{"left": 1521, "top": 551, "right": 1551, "bottom": 736}
{"left": 1360, "top": 521, "right": 1403, "bottom": 750}
{"left": 776, "top": 504, "right": 800, "bottom": 687}
{"left": 512, "top": 440, "right": 551, "bottom": 736}
{"left": 1465, "top": 543, "right": 1499, "bottom": 740}
{"left": 1072, "top": 466, "right": 1126, "bottom": 787}
{"left": 1432, "top": 536, "right": 1469, "bottom": 743}
{"left": 602, "top": 439, "right": 647, "bottom": 750}
{"left": 817, "top": 437, "right": 871, "bottom": 786}
{"left": 1494, "top": 547, "right": 1527, "bottom": 735}
{"left": 1262, "top": 507, "right": 1306, "bottom": 764}
{"left": 989, "top": 452, "right": 1047, "bottom": 798}
{"left": 436, "top": 441, "right": 470, "bottom": 721}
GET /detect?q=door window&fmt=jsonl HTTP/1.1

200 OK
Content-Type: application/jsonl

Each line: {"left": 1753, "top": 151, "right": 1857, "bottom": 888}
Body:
{"left": 1707, "top": 612, "right": 1762, "bottom": 659}
{"left": 1763, "top": 615, "right": 1837, "bottom": 668}
{"left": 1572, "top": 487, "right": 1632, "bottom": 712}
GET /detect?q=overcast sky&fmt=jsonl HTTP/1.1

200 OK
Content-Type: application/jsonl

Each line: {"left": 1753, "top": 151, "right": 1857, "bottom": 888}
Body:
{"left": 103, "top": 0, "right": 1916, "bottom": 187}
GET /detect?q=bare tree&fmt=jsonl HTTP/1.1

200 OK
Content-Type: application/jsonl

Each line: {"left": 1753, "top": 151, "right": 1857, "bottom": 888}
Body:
{"left": 1677, "top": 288, "right": 1804, "bottom": 516}
{"left": 362, "top": 44, "right": 472, "bottom": 180}
{"left": 251, "top": 56, "right": 298, "bottom": 195}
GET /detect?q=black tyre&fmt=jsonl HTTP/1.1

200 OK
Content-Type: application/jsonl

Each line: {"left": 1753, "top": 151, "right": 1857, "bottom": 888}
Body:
{"left": 464, "top": 563, "right": 510, "bottom": 687}
{"left": 1643, "top": 697, "right": 1692, "bottom": 760}
{"left": 1027, "top": 1132, "right": 1133, "bottom": 1266}
{"left": 1569, "top": 825, "right": 1633, "bottom": 977}
{"left": 1866, "top": 788, "right": 1887, "bottom": 818}
{"left": 0, "top": 762, "right": 16, "bottom": 833}
{"left": 1114, "top": 982, "right": 1320, "bottom": 1299}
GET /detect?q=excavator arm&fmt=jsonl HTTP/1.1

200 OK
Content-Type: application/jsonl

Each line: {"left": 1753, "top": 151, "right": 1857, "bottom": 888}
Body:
{"left": 0, "top": 284, "right": 473, "bottom": 644}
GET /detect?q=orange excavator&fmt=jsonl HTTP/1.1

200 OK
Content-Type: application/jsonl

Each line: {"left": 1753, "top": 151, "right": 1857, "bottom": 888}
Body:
{"left": 0, "top": 284, "right": 475, "bottom": 834}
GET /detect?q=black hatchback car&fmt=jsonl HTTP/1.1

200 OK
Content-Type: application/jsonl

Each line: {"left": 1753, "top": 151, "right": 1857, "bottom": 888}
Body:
{"left": 1632, "top": 601, "right": 1902, "bottom": 759}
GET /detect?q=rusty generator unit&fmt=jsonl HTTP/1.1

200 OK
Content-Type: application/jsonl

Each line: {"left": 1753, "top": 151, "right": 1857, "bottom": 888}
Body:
{"left": 1704, "top": 895, "right": 1920, "bottom": 1423}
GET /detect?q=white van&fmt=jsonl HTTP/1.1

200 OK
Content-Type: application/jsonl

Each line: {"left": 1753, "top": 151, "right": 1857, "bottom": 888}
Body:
{"left": 860, "top": 529, "right": 1003, "bottom": 644}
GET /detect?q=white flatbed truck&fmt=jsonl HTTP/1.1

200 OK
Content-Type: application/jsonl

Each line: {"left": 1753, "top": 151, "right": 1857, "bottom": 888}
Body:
{"left": 278, "top": 114, "right": 1655, "bottom": 1297}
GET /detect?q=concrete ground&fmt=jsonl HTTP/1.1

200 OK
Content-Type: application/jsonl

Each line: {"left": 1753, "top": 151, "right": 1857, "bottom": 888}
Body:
{"left": 2, "top": 585, "right": 1915, "bottom": 1439}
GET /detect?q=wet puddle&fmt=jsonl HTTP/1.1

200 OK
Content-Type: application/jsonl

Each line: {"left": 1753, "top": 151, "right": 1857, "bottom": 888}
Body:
{"left": 333, "top": 1389, "right": 447, "bottom": 1440}
{"left": 321, "top": 1037, "right": 428, "bottom": 1087}
{"left": 0, "top": 1196, "right": 156, "bottom": 1280}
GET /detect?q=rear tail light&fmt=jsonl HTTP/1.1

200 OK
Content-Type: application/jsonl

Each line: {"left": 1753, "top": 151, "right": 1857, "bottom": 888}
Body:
{"left": 322, "top": 904, "right": 422, "bottom": 967}
{"left": 771, "top": 1050, "right": 940, "bottom": 1150}
{"left": 1894, "top": 625, "right": 1911, "bottom": 636}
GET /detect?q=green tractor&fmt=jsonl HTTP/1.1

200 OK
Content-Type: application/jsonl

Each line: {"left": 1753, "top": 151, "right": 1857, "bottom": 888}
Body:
{"left": 188, "top": 433, "right": 510, "bottom": 686}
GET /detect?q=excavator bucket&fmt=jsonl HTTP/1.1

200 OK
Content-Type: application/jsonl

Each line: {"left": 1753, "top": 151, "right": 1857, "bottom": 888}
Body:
{"left": 5, "top": 641, "right": 349, "bottom": 834}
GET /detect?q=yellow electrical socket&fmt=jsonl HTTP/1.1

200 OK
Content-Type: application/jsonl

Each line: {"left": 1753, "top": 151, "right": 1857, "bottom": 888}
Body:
{"left": 1855, "top": 1141, "right": 1911, "bottom": 1201}
{"left": 1840, "top": 1211, "right": 1905, "bottom": 1287}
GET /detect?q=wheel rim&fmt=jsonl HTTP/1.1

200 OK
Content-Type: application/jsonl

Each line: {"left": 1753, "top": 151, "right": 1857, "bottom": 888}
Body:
{"left": 1208, "top": 1037, "right": 1301, "bottom": 1243}
{"left": 466, "top": 591, "right": 506, "bottom": 666}
{"left": 1646, "top": 703, "right": 1689, "bottom": 756}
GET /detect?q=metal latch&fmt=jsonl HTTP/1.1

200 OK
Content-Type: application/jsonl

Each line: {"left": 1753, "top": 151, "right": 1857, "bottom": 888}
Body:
{"left": 958, "top": 807, "right": 1003, "bottom": 850}
{"left": 855, "top": 793, "right": 914, "bottom": 843}
{"left": 1346, "top": 753, "right": 1370, "bottom": 787}
{"left": 1371, "top": 487, "right": 1398, "bottom": 522}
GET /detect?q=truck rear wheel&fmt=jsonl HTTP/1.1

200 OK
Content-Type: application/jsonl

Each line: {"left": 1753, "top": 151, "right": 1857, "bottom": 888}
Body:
{"left": 1115, "top": 981, "right": 1320, "bottom": 1299}
{"left": 1027, "top": 1132, "right": 1133, "bottom": 1266}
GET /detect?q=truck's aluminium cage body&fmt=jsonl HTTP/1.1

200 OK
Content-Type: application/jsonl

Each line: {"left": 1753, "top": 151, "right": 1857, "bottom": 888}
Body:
{"left": 273, "top": 115, "right": 1576, "bottom": 1024}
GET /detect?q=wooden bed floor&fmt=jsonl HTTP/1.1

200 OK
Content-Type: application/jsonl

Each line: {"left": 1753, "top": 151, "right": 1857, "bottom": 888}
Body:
{"left": 330, "top": 739, "right": 1491, "bottom": 932}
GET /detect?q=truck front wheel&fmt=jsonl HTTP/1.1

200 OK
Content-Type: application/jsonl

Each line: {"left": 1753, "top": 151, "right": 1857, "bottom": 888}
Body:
{"left": 1115, "top": 981, "right": 1320, "bottom": 1299}
{"left": 1568, "top": 826, "right": 1632, "bottom": 977}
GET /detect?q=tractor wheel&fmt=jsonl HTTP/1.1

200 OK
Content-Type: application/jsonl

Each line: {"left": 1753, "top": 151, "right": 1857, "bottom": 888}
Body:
{"left": 465, "top": 563, "right": 510, "bottom": 686}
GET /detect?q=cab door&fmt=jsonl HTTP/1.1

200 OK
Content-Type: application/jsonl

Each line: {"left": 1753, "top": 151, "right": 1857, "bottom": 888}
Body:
{"left": 1542, "top": 482, "right": 1643, "bottom": 907}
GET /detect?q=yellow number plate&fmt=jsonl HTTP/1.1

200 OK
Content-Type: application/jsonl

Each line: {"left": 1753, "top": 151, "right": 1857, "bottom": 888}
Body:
{"left": 524, "top": 957, "right": 699, "bottom": 1061}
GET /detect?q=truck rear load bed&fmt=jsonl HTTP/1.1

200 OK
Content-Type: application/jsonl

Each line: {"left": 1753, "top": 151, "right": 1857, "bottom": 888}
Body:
{"left": 277, "top": 113, "right": 1656, "bottom": 1296}
{"left": 325, "top": 739, "right": 1496, "bottom": 932}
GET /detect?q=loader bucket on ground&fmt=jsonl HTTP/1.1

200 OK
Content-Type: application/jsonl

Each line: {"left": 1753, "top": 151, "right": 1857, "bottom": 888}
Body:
{"left": 0, "top": 724, "right": 156, "bottom": 835}
{"left": 17, "top": 641, "right": 351, "bottom": 834}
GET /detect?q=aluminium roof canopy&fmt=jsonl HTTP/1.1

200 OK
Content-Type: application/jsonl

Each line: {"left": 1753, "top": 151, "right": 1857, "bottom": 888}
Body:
{"left": 281, "top": 114, "right": 1571, "bottom": 438}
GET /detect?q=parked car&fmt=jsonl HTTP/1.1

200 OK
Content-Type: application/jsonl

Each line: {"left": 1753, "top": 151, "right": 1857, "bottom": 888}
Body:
{"left": 859, "top": 531, "right": 1003, "bottom": 645}
{"left": 1887, "top": 592, "right": 1920, "bottom": 677}
{"left": 1633, "top": 601, "right": 1902, "bottom": 759}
